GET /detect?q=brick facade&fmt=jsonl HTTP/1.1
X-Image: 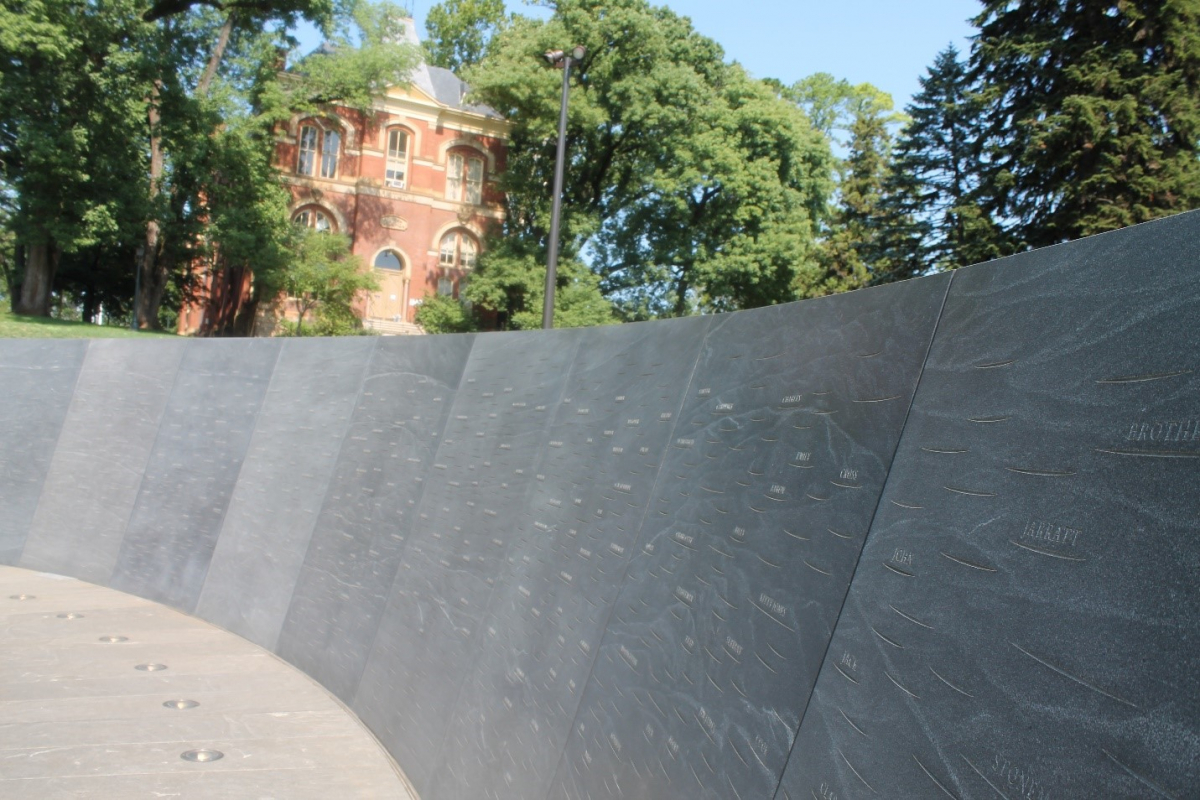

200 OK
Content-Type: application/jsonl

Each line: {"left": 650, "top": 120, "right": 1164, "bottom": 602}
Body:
{"left": 178, "top": 23, "right": 508, "bottom": 336}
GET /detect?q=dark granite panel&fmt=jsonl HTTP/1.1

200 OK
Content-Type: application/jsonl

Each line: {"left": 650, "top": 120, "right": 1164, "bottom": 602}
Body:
{"left": 0, "top": 340, "right": 88, "bottom": 565}
{"left": 276, "top": 334, "right": 474, "bottom": 702}
{"left": 352, "top": 328, "right": 585, "bottom": 796}
{"left": 428, "top": 315, "right": 713, "bottom": 800}
{"left": 109, "top": 339, "right": 281, "bottom": 611}
{"left": 552, "top": 275, "right": 951, "bottom": 800}
{"left": 778, "top": 212, "right": 1200, "bottom": 799}
{"left": 21, "top": 340, "right": 185, "bottom": 583}
{"left": 196, "top": 337, "right": 376, "bottom": 651}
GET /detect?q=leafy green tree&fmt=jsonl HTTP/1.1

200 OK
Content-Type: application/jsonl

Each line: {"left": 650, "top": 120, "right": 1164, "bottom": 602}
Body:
{"left": 268, "top": 1, "right": 419, "bottom": 115}
{"left": 275, "top": 227, "right": 377, "bottom": 335}
{"left": 0, "top": 0, "right": 155, "bottom": 316}
{"left": 141, "top": 0, "right": 337, "bottom": 24}
{"left": 465, "top": 0, "right": 832, "bottom": 323}
{"left": 423, "top": 0, "right": 505, "bottom": 72}
{"left": 809, "top": 95, "right": 893, "bottom": 294}
{"left": 971, "top": 0, "right": 1200, "bottom": 248}
{"left": 138, "top": 0, "right": 416, "bottom": 330}
{"left": 130, "top": 0, "right": 351, "bottom": 327}
{"left": 414, "top": 293, "right": 477, "bottom": 333}
{"left": 0, "top": 0, "right": 412, "bottom": 327}
{"left": 783, "top": 74, "right": 929, "bottom": 290}
{"left": 464, "top": 237, "right": 615, "bottom": 329}
{"left": 787, "top": 73, "right": 905, "bottom": 149}
{"left": 178, "top": 1, "right": 417, "bottom": 334}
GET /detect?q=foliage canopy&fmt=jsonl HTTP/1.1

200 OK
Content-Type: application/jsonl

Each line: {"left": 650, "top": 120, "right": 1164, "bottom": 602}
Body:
{"left": 461, "top": 0, "right": 833, "bottom": 325}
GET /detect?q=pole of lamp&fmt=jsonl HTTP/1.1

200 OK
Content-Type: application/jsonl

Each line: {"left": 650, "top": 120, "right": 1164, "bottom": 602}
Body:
{"left": 542, "top": 48, "right": 579, "bottom": 329}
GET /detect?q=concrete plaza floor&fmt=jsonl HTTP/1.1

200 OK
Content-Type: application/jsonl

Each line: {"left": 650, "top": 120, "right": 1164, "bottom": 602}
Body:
{"left": 0, "top": 565, "right": 416, "bottom": 799}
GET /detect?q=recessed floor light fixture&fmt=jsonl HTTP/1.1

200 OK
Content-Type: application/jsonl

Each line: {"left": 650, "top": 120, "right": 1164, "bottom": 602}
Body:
{"left": 98, "top": 636, "right": 128, "bottom": 643}
{"left": 180, "top": 749, "right": 223, "bottom": 762}
{"left": 9, "top": 594, "right": 34, "bottom": 600}
{"left": 135, "top": 663, "right": 168, "bottom": 671}
{"left": 164, "top": 699, "right": 200, "bottom": 709}
{"left": 56, "top": 612, "right": 83, "bottom": 619}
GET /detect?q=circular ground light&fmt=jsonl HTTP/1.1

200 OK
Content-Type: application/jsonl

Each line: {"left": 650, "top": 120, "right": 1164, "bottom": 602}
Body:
{"left": 98, "top": 636, "right": 128, "bottom": 643}
{"left": 9, "top": 594, "right": 34, "bottom": 600}
{"left": 164, "top": 699, "right": 200, "bottom": 710}
{"left": 135, "top": 663, "right": 168, "bottom": 671}
{"left": 180, "top": 749, "right": 223, "bottom": 763}
{"left": 57, "top": 612, "right": 83, "bottom": 619}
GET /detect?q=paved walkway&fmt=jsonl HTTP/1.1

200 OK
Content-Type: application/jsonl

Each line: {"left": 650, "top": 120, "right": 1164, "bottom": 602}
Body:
{"left": 0, "top": 565, "right": 416, "bottom": 799}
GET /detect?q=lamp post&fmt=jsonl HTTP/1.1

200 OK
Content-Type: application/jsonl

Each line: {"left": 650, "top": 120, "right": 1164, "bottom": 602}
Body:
{"left": 541, "top": 45, "right": 585, "bottom": 330}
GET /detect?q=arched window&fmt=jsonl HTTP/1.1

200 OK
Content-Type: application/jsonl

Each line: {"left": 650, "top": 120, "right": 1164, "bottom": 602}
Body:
{"left": 385, "top": 128, "right": 410, "bottom": 188}
{"left": 293, "top": 206, "right": 334, "bottom": 232}
{"left": 296, "top": 122, "right": 340, "bottom": 178}
{"left": 374, "top": 250, "right": 404, "bottom": 271}
{"left": 438, "top": 231, "right": 478, "bottom": 270}
{"left": 446, "top": 151, "right": 484, "bottom": 204}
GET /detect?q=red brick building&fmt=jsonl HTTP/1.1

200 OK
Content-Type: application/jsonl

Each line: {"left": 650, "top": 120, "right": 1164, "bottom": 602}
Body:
{"left": 179, "top": 21, "right": 509, "bottom": 335}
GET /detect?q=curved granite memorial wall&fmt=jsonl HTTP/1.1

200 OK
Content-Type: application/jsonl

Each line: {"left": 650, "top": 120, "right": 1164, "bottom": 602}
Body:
{"left": 3, "top": 211, "right": 1197, "bottom": 798}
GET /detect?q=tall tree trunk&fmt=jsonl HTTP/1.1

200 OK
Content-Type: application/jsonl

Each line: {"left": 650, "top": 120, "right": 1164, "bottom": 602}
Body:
{"left": 8, "top": 245, "right": 26, "bottom": 311}
{"left": 141, "top": 14, "right": 234, "bottom": 332}
{"left": 672, "top": 271, "right": 690, "bottom": 317}
{"left": 15, "top": 241, "right": 60, "bottom": 316}
{"left": 137, "top": 79, "right": 166, "bottom": 329}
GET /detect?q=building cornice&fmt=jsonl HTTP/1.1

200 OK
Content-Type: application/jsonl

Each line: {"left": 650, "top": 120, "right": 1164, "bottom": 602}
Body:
{"left": 281, "top": 174, "right": 505, "bottom": 221}
{"left": 379, "top": 88, "right": 511, "bottom": 139}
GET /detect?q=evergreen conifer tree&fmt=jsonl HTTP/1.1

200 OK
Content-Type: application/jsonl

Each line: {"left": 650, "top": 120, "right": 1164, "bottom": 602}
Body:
{"left": 971, "top": 0, "right": 1200, "bottom": 247}
{"left": 883, "top": 45, "right": 1009, "bottom": 273}
{"left": 811, "top": 99, "right": 894, "bottom": 292}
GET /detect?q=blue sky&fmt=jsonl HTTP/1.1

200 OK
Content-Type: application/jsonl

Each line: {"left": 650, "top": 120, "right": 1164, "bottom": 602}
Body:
{"left": 300, "top": 0, "right": 981, "bottom": 111}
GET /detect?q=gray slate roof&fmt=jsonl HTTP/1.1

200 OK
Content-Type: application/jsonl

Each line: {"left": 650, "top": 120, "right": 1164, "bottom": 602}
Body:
{"left": 297, "top": 18, "right": 502, "bottom": 121}
{"left": 396, "top": 18, "right": 502, "bottom": 120}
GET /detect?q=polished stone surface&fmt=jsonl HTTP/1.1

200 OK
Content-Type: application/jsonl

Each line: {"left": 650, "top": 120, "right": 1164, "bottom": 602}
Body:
{"left": 776, "top": 212, "right": 1200, "bottom": 800}
{"left": 110, "top": 339, "right": 282, "bottom": 611}
{"left": 0, "top": 340, "right": 87, "bottom": 565}
{"left": 21, "top": 341, "right": 184, "bottom": 585}
{"left": 0, "top": 565, "right": 413, "bottom": 799}
{"left": 353, "top": 327, "right": 585, "bottom": 795}
{"left": 427, "top": 315, "right": 713, "bottom": 800}
{"left": 550, "top": 275, "right": 951, "bottom": 800}
{"left": 277, "top": 334, "right": 474, "bottom": 703}
{"left": 196, "top": 337, "right": 376, "bottom": 651}
{"left": 1, "top": 211, "right": 1197, "bottom": 800}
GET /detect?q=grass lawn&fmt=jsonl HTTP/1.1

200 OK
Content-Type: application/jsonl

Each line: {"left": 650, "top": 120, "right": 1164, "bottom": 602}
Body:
{"left": 0, "top": 309, "right": 176, "bottom": 339}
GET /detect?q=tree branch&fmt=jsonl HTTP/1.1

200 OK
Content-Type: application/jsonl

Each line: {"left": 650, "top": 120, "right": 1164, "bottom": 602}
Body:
{"left": 143, "top": 0, "right": 280, "bottom": 23}
{"left": 196, "top": 12, "right": 236, "bottom": 96}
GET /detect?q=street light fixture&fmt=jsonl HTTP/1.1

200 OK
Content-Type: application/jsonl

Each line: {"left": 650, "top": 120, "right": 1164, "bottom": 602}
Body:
{"left": 540, "top": 45, "right": 585, "bottom": 329}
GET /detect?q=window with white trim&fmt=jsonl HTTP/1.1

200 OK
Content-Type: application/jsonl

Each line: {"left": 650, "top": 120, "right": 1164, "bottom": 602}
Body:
{"left": 293, "top": 207, "right": 334, "bottom": 232}
{"left": 296, "top": 122, "right": 341, "bottom": 178}
{"left": 438, "top": 231, "right": 478, "bottom": 270}
{"left": 438, "top": 276, "right": 454, "bottom": 296}
{"left": 297, "top": 125, "right": 318, "bottom": 176}
{"left": 320, "top": 131, "right": 340, "bottom": 178}
{"left": 386, "top": 128, "right": 409, "bottom": 188}
{"left": 446, "top": 151, "right": 484, "bottom": 204}
{"left": 460, "top": 236, "right": 477, "bottom": 269}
